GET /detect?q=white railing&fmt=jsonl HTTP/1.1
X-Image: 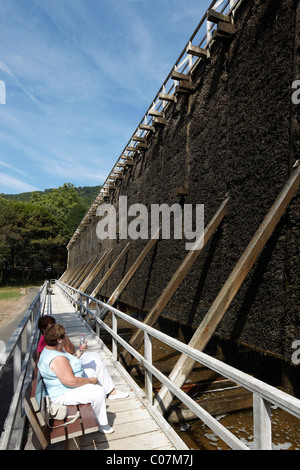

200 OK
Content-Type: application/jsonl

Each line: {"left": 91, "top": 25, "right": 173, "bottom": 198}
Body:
{"left": 0, "top": 281, "right": 48, "bottom": 450}
{"left": 67, "top": 0, "right": 243, "bottom": 248}
{"left": 56, "top": 280, "right": 300, "bottom": 450}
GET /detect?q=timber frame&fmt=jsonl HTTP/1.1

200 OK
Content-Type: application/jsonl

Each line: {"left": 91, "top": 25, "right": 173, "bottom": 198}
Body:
{"left": 63, "top": 164, "right": 299, "bottom": 415}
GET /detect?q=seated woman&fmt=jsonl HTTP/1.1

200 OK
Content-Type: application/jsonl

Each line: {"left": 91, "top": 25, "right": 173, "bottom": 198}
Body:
{"left": 38, "top": 323, "right": 126, "bottom": 434}
{"left": 36, "top": 315, "right": 128, "bottom": 401}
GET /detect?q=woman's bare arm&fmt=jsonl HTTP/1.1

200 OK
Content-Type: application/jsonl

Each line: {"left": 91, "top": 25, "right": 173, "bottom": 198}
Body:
{"left": 50, "top": 355, "right": 96, "bottom": 388}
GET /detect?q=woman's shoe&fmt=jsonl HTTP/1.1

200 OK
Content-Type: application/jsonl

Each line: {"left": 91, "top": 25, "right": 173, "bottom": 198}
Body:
{"left": 99, "top": 424, "right": 115, "bottom": 434}
{"left": 108, "top": 390, "right": 129, "bottom": 400}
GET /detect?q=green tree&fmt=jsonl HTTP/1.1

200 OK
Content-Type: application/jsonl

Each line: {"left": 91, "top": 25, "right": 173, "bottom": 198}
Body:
{"left": 31, "top": 183, "right": 80, "bottom": 242}
{"left": 0, "top": 184, "right": 101, "bottom": 284}
{"left": 0, "top": 198, "right": 19, "bottom": 283}
{"left": 12, "top": 201, "right": 62, "bottom": 281}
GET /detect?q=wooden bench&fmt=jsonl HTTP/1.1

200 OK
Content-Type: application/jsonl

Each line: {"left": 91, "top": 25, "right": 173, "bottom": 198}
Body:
{"left": 24, "top": 368, "right": 99, "bottom": 449}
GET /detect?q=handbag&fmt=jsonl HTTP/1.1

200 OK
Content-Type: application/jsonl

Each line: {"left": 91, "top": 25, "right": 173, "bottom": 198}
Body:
{"left": 45, "top": 396, "right": 79, "bottom": 428}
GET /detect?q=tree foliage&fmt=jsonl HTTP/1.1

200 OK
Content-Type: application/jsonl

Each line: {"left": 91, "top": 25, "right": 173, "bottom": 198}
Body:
{"left": 0, "top": 183, "right": 100, "bottom": 285}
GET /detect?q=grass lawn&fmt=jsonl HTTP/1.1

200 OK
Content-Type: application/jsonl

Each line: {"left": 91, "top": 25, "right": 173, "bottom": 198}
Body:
{"left": 0, "top": 287, "right": 23, "bottom": 301}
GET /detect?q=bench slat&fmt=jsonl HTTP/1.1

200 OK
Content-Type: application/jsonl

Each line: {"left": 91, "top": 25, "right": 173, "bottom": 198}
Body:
{"left": 49, "top": 418, "right": 67, "bottom": 444}
{"left": 79, "top": 404, "right": 99, "bottom": 434}
{"left": 66, "top": 405, "right": 83, "bottom": 439}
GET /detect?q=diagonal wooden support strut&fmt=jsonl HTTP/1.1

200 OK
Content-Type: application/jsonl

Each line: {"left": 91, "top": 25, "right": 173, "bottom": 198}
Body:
{"left": 73, "top": 257, "right": 98, "bottom": 289}
{"left": 68, "top": 262, "right": 90, "bottom": 287}
{"left": 63, "top": 262, "right": 83, "bottom": 285}
{"left": 97, "top": 227, "right": 161, "bottom": 321}
{"left": 91, "top": 242, "right": 131, "bottom": 298}
{"left": 121, "top": 198, "right": 229, "bottom": 366}
{"left": 155, "top": 164, "right": 300, "bottom": 413}
{"left": 78, "top": 249, "right": 113, "bottom": 293}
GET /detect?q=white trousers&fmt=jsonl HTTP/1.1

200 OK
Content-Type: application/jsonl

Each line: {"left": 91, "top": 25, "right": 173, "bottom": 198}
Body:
{"left": 79, "top": 352, "right": 114, "bottom": 394}
{"left": 52, "top": 352, "right": 114, "bottom": 426}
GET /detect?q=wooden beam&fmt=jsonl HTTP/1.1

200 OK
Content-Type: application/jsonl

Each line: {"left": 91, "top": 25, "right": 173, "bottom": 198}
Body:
{"left": 137, "top": 142, "right": 149, "bottom": 150}
{"left": 148, "top": 109, "right": 165, "bottom": 118}
{"left": 91, "top": 242, "right": 131, "bottom": 298}
{"left": 168, "top": 388, "right": 253, "bottom": 424}
{"left": 72, "top": 258, "right": 98, "bottom": 289}
{"left": 158, "top": 92, "right": 176, "bottom": 102}
{"left": 61, "top": 263, "right": 81, "bottom": 284}
{"left": 153, "top": 116, "right": 167, "bottom": 125}
{"left": 186, "top": 43, "right": 208, "bottom": 59}
{"left": 97, "top": 228, "right": 161, "bottom": 320}
{"left": 174, "top": 186, "right": 189, "bottom": 196}
{"left": 139, "top": 124, "right": 155, "bottom": 132}
{"left": 71, "top": 259, "right": 94, "bottom": 289}
{"left": 171, "top": 70, "right": 189, "bottom": 81}
{"left": 121, "top": 199, "right": 228, "bottom": 365}
{"left": 67, "top": 263, "right": 86, "bottom": 286}
{"left": 175, "top": 80, "right": 193, "bottom": 93}
{"left": 133, "top": 136, "right": 147, "bottom": 143}
{"left": 155, "top": 164, "right": 300, "bottom": 413}
{"left": 78, "top": 249, "right": 113, "bottom": 293}
{"left": 214, "top": 22, "right": 235, "bottom": 37}
{"left": 207, "top": 9, "right": 231, "bottom": 24}
{"left": 110, "top": 173, "right": 124, "bottom": 180}
{"left": 65, "top": 262, "right": 84, "bottom": 284}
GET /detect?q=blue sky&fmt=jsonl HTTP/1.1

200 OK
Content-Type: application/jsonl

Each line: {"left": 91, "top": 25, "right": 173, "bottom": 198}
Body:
{"left": 0, "top": 0, "right": 208, "bottom": 194}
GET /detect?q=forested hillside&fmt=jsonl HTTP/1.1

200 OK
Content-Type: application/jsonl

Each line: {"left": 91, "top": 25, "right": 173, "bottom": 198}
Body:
{"left": 0, "top": 184, "right": 101, "bottom": 285}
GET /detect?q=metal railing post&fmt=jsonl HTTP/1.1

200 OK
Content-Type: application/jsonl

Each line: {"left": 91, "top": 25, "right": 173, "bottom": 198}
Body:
{"left": 253, "top": 394, "right": 272, "bottom": 450}
{"left": 13, "top": 338, "right": 22, "bottom": 394}
{"left": 79, "top": 293, "right": 83, "bottom": 315}
{"left": 112, "top": 313, "right": 118, "bottom": 361}
{"left": 95, "top": 304, "right": 101, "bottom": 339}
{"left": 144, "top": 331, "right": 153, "bottom": 404}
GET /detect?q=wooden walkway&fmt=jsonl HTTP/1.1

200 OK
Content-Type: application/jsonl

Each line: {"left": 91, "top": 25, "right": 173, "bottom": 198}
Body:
{"left": 42, "top": 286, "right": 187, "bottom": 451}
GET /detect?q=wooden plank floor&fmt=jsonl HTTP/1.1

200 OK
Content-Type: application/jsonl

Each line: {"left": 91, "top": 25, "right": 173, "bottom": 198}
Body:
{"left": 45, "top": 286, "right": 188, "bottom": 451}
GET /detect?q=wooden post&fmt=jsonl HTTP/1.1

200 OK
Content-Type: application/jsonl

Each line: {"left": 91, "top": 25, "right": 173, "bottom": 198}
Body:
{"left": 59, "top": 269, "right": 68, "bottom": 282}
{"left": 67, "top": 262, "right": 87, "bottom": 287}
{"left": 78, "top": 249, "right": 113, "bottom": 293}
{"left": 98, "top": 228, "right": 160, "bottom": 320}
{"left": 62, "top": 262, "right": 82, "bottom": 285}
{"left": 73, "top": 258, "right": 98, "bottom": 289}
{"left": 155, "top": 164, "right": 300, "bottom": 412}
{"left": 91, "top": 242, "right": 131, "bottom": 298}
{"left": 121, "top": 198, "right": 229, "bottom": 365}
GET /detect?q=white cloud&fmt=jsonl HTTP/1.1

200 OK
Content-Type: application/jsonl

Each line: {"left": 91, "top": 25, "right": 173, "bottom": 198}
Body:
{"left": 0, "top": 60, "right": 43, "bottom": 108}
{"left": 0, "top": 159, "right": 29, "bottom": 177}
{"left": 0, "top": 172, "right": 39, "bottom": 193}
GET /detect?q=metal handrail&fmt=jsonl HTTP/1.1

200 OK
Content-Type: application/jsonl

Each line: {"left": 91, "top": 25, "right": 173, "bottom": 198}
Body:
{"left": 0, "top": 281, "right": 48, "bottom": 450}
{"left": 56, "top": 280, "right": 300, "bottom": 450}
